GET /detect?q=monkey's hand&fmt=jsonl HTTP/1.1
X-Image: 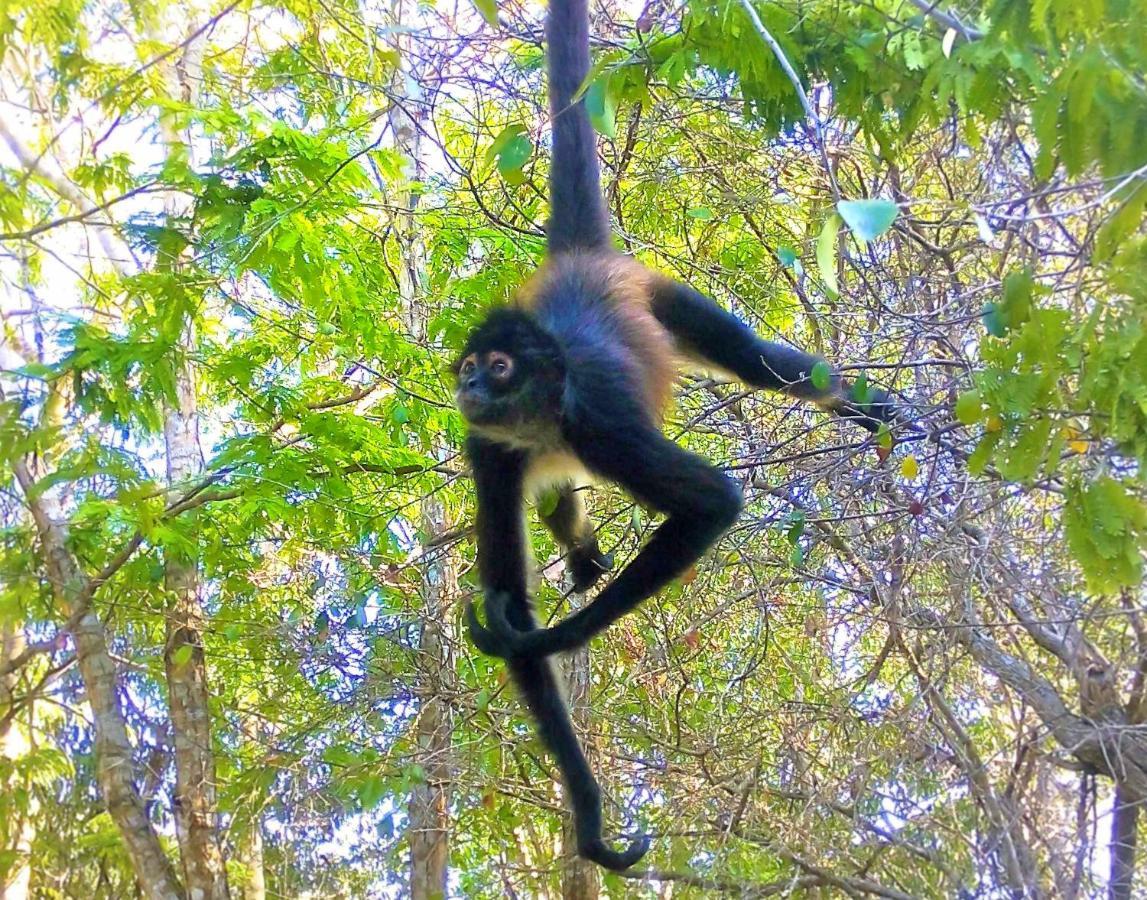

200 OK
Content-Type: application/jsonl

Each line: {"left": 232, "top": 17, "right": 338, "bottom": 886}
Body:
{"left": 834, "top": 384, "right": 898, "bottom": 435}
{"left": 567, "top": 544, "right": 614, "bottom": 593}
{"left": 467, "top": 592, "right": 582, "bottom": 659}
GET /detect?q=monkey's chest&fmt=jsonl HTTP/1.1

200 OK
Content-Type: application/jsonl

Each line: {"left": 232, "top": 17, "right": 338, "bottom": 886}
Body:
{"left": 473, "top": 420, "right": 591, "bottom": 496}
{"left": 525, "top": 449, "right": 591, "bottom": 496}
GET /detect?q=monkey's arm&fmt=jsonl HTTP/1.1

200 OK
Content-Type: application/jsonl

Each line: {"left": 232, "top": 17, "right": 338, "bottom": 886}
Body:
{"left": 650, "top": 278, "right": 897, "bottom": 432}
{"left": 469, "top": 416, "right": 742, "bottom": 658}
{"left": 539, "top": 486, "right": 614, "bottom": 592}
{"left": 465, "top": 437, "right": 650, "bottom": 870}
{"left": 467, "top": 437, "right": 531, "bottom": 614}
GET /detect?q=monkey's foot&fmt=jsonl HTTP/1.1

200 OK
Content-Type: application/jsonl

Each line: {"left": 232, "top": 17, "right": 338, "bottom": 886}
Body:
{"left": 568, "top": 546, "right": 614, "bottom": 593}
{"left": 466, "top": 591, "right": 581, "bottom": 659}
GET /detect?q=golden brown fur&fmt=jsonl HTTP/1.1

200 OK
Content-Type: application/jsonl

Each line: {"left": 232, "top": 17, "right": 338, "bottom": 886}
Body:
{"left": 515, "top": 250, "right": 678, "bottom": 419}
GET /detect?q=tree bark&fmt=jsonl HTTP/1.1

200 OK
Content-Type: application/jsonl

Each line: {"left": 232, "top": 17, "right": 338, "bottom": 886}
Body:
{"left": 408, "top": 520, "right": 454, "bottom": 900}
{"left": 236, "top": 819, "right": 267, "bottom": 900}
{"left": 154, "top": 14, "right": 230, "bottom": 898}
{"left": 163, "top": 361, "right": 230, "bottom": 900}
{"left": 11, "top": 456, "right": 185, "bottom": 900}
{"left": 560, "top": 589, "right": 600, "bottom": 900}
{"left": 386, "top": 16, "right": 454, "bottom": 896}
{"left": 1, "top": 625, "right": 35, "bottom": 900}
{"left": 1109, "top": 782, "right": 1139, "bottom": 900}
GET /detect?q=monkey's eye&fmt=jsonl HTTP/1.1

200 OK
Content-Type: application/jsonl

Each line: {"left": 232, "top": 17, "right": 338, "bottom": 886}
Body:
{"left": 459, "top": 357, "right": 476, "bottom": 377}
{"left": 488, "top": 353, "right": 513, "bottom": 380}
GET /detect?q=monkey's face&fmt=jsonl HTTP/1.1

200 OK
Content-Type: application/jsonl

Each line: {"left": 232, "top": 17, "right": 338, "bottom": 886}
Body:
{"left": 454, "top": 309, "right": 564, "bottom": 430}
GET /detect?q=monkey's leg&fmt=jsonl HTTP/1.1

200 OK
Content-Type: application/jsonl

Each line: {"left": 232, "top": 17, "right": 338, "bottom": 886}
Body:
{"left": 650, "top": 278, "right": 896, "bottom": 432}
{"left": 471, "top": 427, "right": 742, "bottom": 657}
{"left": 539, "top": 485, "right": 614, "bottom": 592}
{"left": 465, "top": 437, "right": 649, "bottom": 870}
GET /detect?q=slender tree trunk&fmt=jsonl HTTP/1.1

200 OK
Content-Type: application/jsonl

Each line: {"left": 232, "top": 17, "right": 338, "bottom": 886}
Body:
{"left": 153, "top": 15, "right": 230, "bottom": 898}
{"left": 236, "top": 819, "right": 267, "bottom": 900}
{"left": 11, "top": 454, "right": 185, "bottom": 899}
{"left": 1, "top": 626, "right": 35, "bottom": 900}
{"left": 409, "top": 510, "right": 455, "bottom": 900}
{"left": 3, "top": 297, "right": 182, "bottom": 896}
{"left": 561, "top": 589, "right": 600, "bottom": 900}
{"left": 163, "top": 363, "right": 229, "bottom": 900}
{"left": 383, "top": 14, "right": 454, "bottom": 895}
{"left": 1109, "top": 782, "right": 1139, "bottom": 900}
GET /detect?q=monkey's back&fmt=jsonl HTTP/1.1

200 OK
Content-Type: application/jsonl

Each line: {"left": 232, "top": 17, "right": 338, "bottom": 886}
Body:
{"left": 515, "top": 251, "right": 677, "bottom": 421}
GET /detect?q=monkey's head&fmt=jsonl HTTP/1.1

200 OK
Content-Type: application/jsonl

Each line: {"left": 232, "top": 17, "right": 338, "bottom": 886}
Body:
{"left": 454, "top": 308, "right": 565, "bottom": 429}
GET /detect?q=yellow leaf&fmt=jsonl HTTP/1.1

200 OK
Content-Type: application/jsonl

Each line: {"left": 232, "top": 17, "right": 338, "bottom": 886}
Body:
{"left": 900, "top": 456, "right": 920, "bottom": 479}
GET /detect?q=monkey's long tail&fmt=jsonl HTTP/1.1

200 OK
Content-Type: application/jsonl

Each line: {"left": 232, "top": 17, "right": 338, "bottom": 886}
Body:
{"left": 508, "top": 651, "right": 651, "bottom": 871}
{"left": 545, "top": 0, "right": 611, "bottom": 252}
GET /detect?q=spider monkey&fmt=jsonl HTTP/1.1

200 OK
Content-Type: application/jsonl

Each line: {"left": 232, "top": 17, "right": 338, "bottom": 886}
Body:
{"left": 454, "top": 0, "right": 896, "bottom": 871}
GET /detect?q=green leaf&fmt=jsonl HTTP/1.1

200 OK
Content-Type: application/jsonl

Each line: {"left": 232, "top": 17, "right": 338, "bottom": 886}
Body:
{"left": 790, "top": 544, "right": 805, "bottom": 567}
{"left": 836, "top": 199, "right": 899, "bottom": 242}
{"left": 1065, "top": 478, "right": 1147, "bottom": 593}
{"left": 496, "top": 134, "right": 532, "bottom": 179}
{"left": 323, "top": 745, "right": 358, "bottom": 768}
{"left": 816, "top": 213, "right": 841, "bottom": 296}
{"left": 687, "top": 206, "right": 714, "bottom": 220}
{"left": 777, "top": 245, "right": 798, "bottom": 267}
{"left": 485, "top": 125, "right": 533, "bottom": 183}
{"left": 967, "top": 431, "right": 1001, "bottom": 475}
{"left": 359, "top": 775, "right": 387, "bottom": 810}
{"left": 955, "top": 390, "right": 985, "bottom": 425}
{"left": 997, "top": 417, "right": 1052, "bottom": 482}
{"left": 981, "top": 302, "right": 1007, "bottom": 337}
{"left": 786, "top": 510, "right": 806, "bottom": 544}
{"left": 585, "top": 78, "right": 617, "bottom": 139}
{"left": 403, "top": 763, "right": 427, "bottom": 786}
{"left": 851, "top": 373, "right": 870, "bottom": 405}
{"left": 999, "top": 270, "right": 1033, "bottom": 331}
{"left": 631, "top": 506, "right": 644, "bottom": 532}
{"left": 472, "top": 0, "right": 498, "bottom": 27}
{"left": 170, "top": 644, "right": 194, "bottom": 667}
{"left": 392, "top": 404, "right": 409, "bottom": 425}
{"left": 810, "top": 361, "right": 831, "bottom": 391}
{"left": 484, "top": 124, "right": 527, "bottom": 166}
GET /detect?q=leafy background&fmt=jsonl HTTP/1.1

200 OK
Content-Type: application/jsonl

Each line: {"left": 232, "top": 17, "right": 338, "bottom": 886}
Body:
{"left": 1, "top": 0, "right": 1146, "bottom": 897}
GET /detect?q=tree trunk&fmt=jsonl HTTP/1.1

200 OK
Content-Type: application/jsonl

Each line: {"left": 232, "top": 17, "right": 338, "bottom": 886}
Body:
{"left": 561, "top": 590, "right": 600, "bottom": 900}
{"left": 386, "top": 14, "right": 454, "bottom": 895}
{"left": 1, "top": 626, "right": 35, "bottom": 900}
{"left": 154, "top": 14, "right": 230, "bottom": 898}
{"left": 10, "top": 454, "right": 185, "bottom": 900}
{"left": 408, "top": 521, "right": 454, "bottom": 900}
{"left": 1109, "top": 782, "right": 1139, "bottom": 900}
{"left": 236, "top": 819, "right": 267, "bottom": 900}
{"left": 163, "top": 364, "right": 230, "bottom": 900}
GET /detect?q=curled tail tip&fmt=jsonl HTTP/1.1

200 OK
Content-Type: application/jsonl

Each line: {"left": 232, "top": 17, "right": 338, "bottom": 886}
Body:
{"left": 580, "top": 833, "right": 651, "bottom": 871}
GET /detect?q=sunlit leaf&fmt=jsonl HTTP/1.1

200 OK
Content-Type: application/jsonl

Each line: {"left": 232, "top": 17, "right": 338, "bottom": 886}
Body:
{"left": 836, "top": 198, "right": 899, "bottom": 242}
{"left": 816, "top": 213, "right": 841, "bottom": 295}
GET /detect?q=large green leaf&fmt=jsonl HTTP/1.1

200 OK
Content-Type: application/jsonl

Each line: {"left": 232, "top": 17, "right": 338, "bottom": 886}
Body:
{"left": 836, "top": 198, "right": 899, "bottom": 242}
{"left": 816, "top": 213, "right": 841, "bottom": 295}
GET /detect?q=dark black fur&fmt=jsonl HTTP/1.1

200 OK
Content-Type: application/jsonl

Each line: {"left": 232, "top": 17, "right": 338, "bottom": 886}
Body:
{"left": 546, "top": 0, "right": 609, "bottom": 251}
{"left": 455, "top": 0, "right": 897, "bottom": 872}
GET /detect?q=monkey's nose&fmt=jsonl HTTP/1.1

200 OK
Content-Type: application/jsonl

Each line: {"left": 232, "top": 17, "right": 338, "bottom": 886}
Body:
{"left": 465, "top": 375, "right": 481, "bottom": 391}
